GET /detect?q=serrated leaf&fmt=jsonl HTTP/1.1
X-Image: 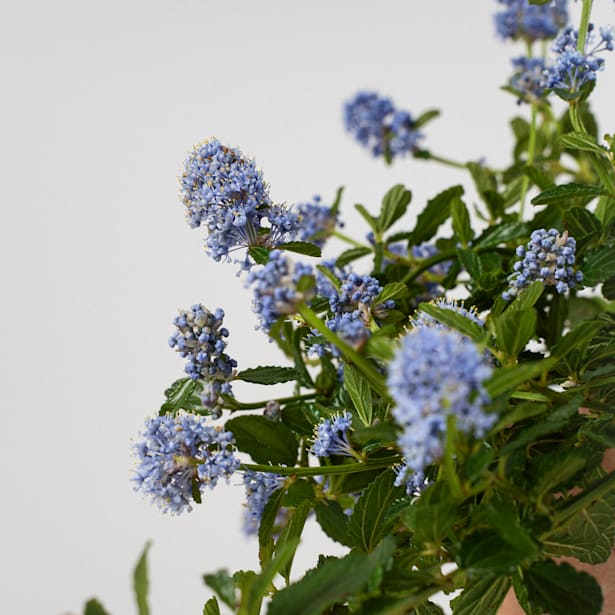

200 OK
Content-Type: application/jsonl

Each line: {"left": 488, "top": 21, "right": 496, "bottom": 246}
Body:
{"left": 494, "top": 307, "right": 536, "bottom": 358}
{"left": 450, "top": 575, "right": 510, "bottom": 615}
{"left": 84, "top": 599, "right": 111, "bottom": 615}
{"left": 531, "top": 183, "right": 606, "bottom": 206}
{"left": 276, "top": 241, "right": 321, "bottom": 258}
{"left": 355, "top": 203, "right": 379, "bottom": 234}
{"left": 315, "top": 500, "right": 354, "bottom": 546}
{"left": 226, "top": 415, "right": 298, "bottom": 465}
{"left": 160, "top": 377, "right": 198, "bottom": 414}
{"left": 451, "top": 197, "right": 473, "bottom": 246}
{"left": 335, "top": 246, "right": 372, "bottom": 268}
{"left": 560, "top": 132, "right": 608, "bottom": 156}
{"left": 486, "top": 358, "right": 556, "bottom": 399}
{"left": 551, "top": 318, "right": 604, "bottom": 359}
{"left": 373, "top": 282, "right": 409, "bottom": 306}
{"left": 417, "top": 303, "right": 485, "bottom": 343}
{"left": 203, "top": 596, "right": 221, "bottom": 615}
{"left": 411, "top": 185, "right": 464, "bottom": 244}
{"left": 378, "top": 184, "right": 411, "bottom": 232}
{"left": 344, "top": 364, "right": 373, "bottom": 427}
{"left": 582, "top": 245, "right": 615, "bottom": 286}
{"left": 458, "top": 530, "right": 532, "bottom": 574}
{"left": 133, "top": 542, "right": 151, "bottom": 615}
{"left": 249, "top": 246, "right": 271, "bottom": 264}
{"left": 565, "top": 208, "right": 602, "bottom": 251}
{"left": 475, "top": 220, "right": 528, "bottom": 248}
{"left": 524, "top": 560, "right": 603, "bottom": 615}
{"left": 203, "top": 569, "right": 236, "bottom": 609}
{"left": 544, "top": 497, "right": 615, "bottom": 564}
{"left": 411, "top": 481, "right": 460, "bottom": 546}
{"left": 457, "top": 248, "right": 482, "bottom": 279}
{"left": 511, "top": 281, "right": 543, "bottom": 310}
{"left": 348, "top": 470, "right": 404, "bottom": 551}
{"left": 236, "top": 366, "right": 299, "bottom": 385}
{"left": 275, "top": 500, "right": 311, "bottom": 582}
{"left": 267, "top": 536, "right": 395, "bottom": 615}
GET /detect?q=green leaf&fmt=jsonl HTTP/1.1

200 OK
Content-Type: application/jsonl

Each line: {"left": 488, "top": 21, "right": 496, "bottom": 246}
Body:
{"left": 84, "top": 599, "right": 111, "bottom": 615}
{"left": 344, "top": 364, "right": 373, "bottom": 427}
{"left": 524, "top": 560, "right": 603, "bottom": 615}
{"left": 348, "top": 470, "right": 404, "bottom": 552}
{"left": 275, "top": 500, "right": 311, "bottom": 582}
{"left": 531, "top": 183, "right": 607, "bottom": 206}
{"left": 457, "top": 248, "right": 482, "bottom": 280}
{"left": 411, "top": 481, "right": 460, "bottom": 546}
{"left": 475, "top": 220, "right": 528, "bottom": 248}
{"left": 511, "top": 281, "right": 543, "bottom": 310}
{"left": 418, "top": 302, "right": 486, "bottom": 343}
{"left": 330, "top": 185, "right": 344, "bottom": 216}
{"left": 458, "top": 530, "right": 533, "bottom": 574}
{"left": 378, "top": 184, "right": 411, "bottom": 232}
{"left": 276, "top": 241, "right": 321, "bottom": 258}
{"left": 258, "top": 487, "right": 286, "bottom": 563}
{"left": 236, "top": 366, "right": 299, "bottom": 385}
{"left": 413, "top": 108, "right": 441, "bottom": 129}
{"left": 491, "top": 402, "right": 549, "bottom": 434}
{"left": 560, "top": 132, "right": 608, "bottom": 156}
{"left": 551, "top": 319, "right": 604, "bottom": 359}
{"left": 133, "top": 542, "right": 151, "bottom": 615}
{"left": 544, "top": 497, "right": 615, "bottom": 564}
{"left": 595, "top": 196, "right": 615, "bottom": 226}
{"left": 467, "top": 162, "right": 503, "bottom": 218}
{"left": 203, "top": 569, "right": 236, "bottom": 609}
{"left": 160, "top": 377, "right": 199, "bottom": 414}
{"left": 582, "top": 245, "right": 615, "bottom": 286}
{"left": 203, "top": 597, "right": 221, "bottom": 615}
{"left": 226, "top": 416, "right": 298, "bottom": 465}
{"left": 267, "top": 536, "right": 395, "bottom": 615}
{"left": 314, "top": 500, "right": 354, "bottom": 547}
{"left": 603, "top": 275, "right": 615, "bottom": 300}
{"left": 335, "top": 246, "right": 372, "bottom": 268}
{"left": 373, "top": 282, "right": 409, "bottom": 306}
{"left": 450, "top": 575, "right": 510, "bottom": 615}
{"left": 451, "top": 197, "right": 473, "bottom": 246}
{"left": 249, "top": 246, "right": 271, "bottom": 264}
{"left": 486, "top": 358, "right": 556, "bottom": 399}
{"left": 411, "top": 185, "right": 464, "bottom": 244}
{"left": 494, "top": 307, "right": 536, "bottom": 358}
{"left": 355, "top": 203, "right": 379, "bottom": 234}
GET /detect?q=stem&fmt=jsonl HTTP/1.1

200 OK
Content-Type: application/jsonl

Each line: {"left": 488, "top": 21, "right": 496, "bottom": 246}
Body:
{"left": 400, "top": 249, "right": 457, "bottom": 284}
{"left": 519, "top": 101, "right": 538, "bottom": 221}
{"left": 227, "top": 393, "right": 316, "bottom": 411}
{"left": 297, "top": 303, "right": 390, "bottom": 401}
{"left": 577, "top": 0, "right": 593, "bottom": 54}
{"left": 333, "top": 230, "right": 369, "bottom": 249}
{"left": 418, "top": 151, "right": 468, "bottom": 170}
{"left": 242, "top": 456, "right": 401, "bottom": 477}
{"left": 444, "top": 415, "right": 463, "bottom": 499}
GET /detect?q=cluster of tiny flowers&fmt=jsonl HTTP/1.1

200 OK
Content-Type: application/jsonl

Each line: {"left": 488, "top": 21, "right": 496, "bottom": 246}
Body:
{"left": 169, "top": 305, "right": 237, "bottom": 382}
{"left": 179, "top": 138, "right": 301, "bottom": 264}
{"left": 311, "top": 412, "right": 354, "bottom": 457}
{"left": 510, "top": 56, "right": 547, "bottom": 102}
{"left": 544, "top": 25, "right": 615, "bottom": 97}
{"left": 133, "top": 414, "right": 240, "bottom": 514}
{"left": 295, "top": 196, "right": 342, "bottom": 247}
{"left": 495, "top": 0, "right": 568, "bottom": 41}
{"left": 387, "top": 327, "right": 494, "bottom": 475}
{"left": 343, "top": 91, "right": 422, "bottom": 159}
{"left": 411, "top": 298, "right": 485, "bottom": 329}
{"left": 242, "top": 470, "right": 285, "bottom": 535}
{"left": 503, "top": 228, "right": 582, "bottom": 300}
{"left": 247, "top": 251, "right": 314, "bottom": 331}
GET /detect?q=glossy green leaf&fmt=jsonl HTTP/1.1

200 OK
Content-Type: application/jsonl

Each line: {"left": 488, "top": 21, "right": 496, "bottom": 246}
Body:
{"left": 560, "top": 132, "right": 608, "bottom": 156}
{"left": 160, "top": 377, "right": 199, "bottom": 415}
{"left": 494, "top": 307, "right": 536, "bottom": 358}
{"left": 226, "top": 416, "right": 298, "bottom": 465}
{"left": 378, "top": 184, "right": 411, "bottom": 232}
{"left": 344, "top": 364, "right": 373, "bottom": 427}
{"left": 277, "top": 241, "right": 321, "bottom": 258}
{"left": 418, "top": 302, "right": 485, "bottom": 343}
{"left": 84, "top": 599, "right": 111, "bottom": 615}
{"left": 203, "top": 569, "right": 236, "bottom": 609}
{"left": 486, "top": 357, "right": 556, "bottom": 399}
{"left": 411, "top": 185, "right": 464, "bottom": 244}
{"left": 355, "top": 203, "right": 379, "bottom": 234}
{"left": 373, "top": 282, "right": 409, "bottom": 305}
{"left": 450, "top": 576, "right": 510, "bottom": 615}
{"left": 531, "top": 183, "right": 606, "bottom": 206}
{"left": 335, "top": 246, "right": 372, "bottom": 268}
{"left": 275, "top": 500, "right": 311, "bottom": 582}
{"left": 314, "top": 500, "right": 354, "bottom": 547}
{"left": 582, "top": 245, "right": 615, "bottom": 285}
{"left": 348, "top": 470, "right": 404, "bottom": 552}
{"left": 258, "top": 487, "right": 286, "bottom": 566}
{"left": 413, "top": 108, "right": 441, "bottom": 129}
{"left": 249, "top": 246, "right": 271, "bottom": 264}
{"left": 133, "top": 542, "right": 151, "bottom": 615}
{"left": 236, "top": 366, "right": 299, "bottom": 385}
{"left": 451, "top": 197, "right": 473, "bottom": 246}
{"left": 475, "top": 220, "right": 528, "bottom": 248}
{"left": 411, "top": 481, "right": 460, "bottom": 546}
{"left": 458, "top": 530, "right": 532, "bottom": 574}
{"left": 565, "top": 208, "right": 602, "bottom": 251}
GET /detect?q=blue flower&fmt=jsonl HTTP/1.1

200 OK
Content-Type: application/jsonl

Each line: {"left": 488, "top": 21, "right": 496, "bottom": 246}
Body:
{"left": 247, "top": 251, "right": 314, "bottom": 332}
{"left": 295, "top": 195, "right": 342, "bottom": 247}
{"left": 242, "top": 470, "right": 285, "bottom": 535}
{"left": 311, "top": 411, "right": 354, "bottom": 457}
{"left": 510, "top": 56, "right": 547, "bottom": 103}
{"left": 387, "top": 327, "right": 494, "bottom": 474}
{"left": 133, "top": 414, "right": 240, "bottom": 514}
{"left": 503, "top": 228, "right": 582, "bottom": 300}
{"left": 495, "top": 0, "right": 568, "bottom": 42}
{"left": 344, "top": 91, "right": 422, "bottom": 160}
{"left": 544, "top": 25, "right": 614, "bottom": 98}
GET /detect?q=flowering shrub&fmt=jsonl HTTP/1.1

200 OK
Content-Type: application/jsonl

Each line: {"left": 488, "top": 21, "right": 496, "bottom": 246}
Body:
{"left": 84, "top": 1, "right": 615, "bottom": 614}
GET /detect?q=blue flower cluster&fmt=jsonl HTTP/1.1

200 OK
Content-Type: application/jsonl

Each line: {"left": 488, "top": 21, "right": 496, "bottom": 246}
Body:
{"left": 242, "top": 470, "right": 284, "bottom": 535}
{"left": 412, "top": 298, "right": 485, "bottom": 329}
{"left": 387, "top": 327, "right": 494, "bottom": 479}
{"left": 133, "top": 414, "right": 240, "bottom": 514}
{"left": 503, "top": 228, "right": 582, "bottom": 300}
{"left": 510, "top": 56, "right": 547, "bottom": 103}
{"left": 344, "top": 91, "right": 422, "bottom": 160}
{"left": 295, "top": 195, "right": 342, "bottom": 247}
{"left": 311, "top": 411, "right": 354, "bottom": 457}
{"left": 495, "top": 0, "right": 568, "bottom": 42}
{"left": 247, "top": 251, "right": 314, "bottom": 331}
{"left": 180, "top": 138, "right": 301, "bottom": 263}
{"left": 544, "top": 25, "right": 614, "bottom": 98}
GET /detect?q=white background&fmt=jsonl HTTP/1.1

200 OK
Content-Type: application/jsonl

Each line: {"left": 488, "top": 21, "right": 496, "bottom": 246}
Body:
{"left": 2, "top": 1, "right": 614, "bottom": 614}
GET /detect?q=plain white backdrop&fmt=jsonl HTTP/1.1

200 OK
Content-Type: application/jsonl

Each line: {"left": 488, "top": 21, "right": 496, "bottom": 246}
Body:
{"left": 1, "top": 1, "right": 614, "bottom": 613}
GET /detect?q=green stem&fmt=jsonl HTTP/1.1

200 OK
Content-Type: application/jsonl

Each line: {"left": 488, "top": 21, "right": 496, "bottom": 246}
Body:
{"left": 418, "top": 151, "right": 468, "bottom": 170}
{"left": 519, "top": 101, "right": 538, "bottom": 221}
{"left": 400, "top": 248, "right": 457, "bottom": 284}
{"left": 297, "top": 303, "right": 390, "bottom": 401}
{"left": 242, "top": 456, "right": 401, "bottom": 477}
{"left": 333, "top": 230, "right": 368, "bottom": 249}
{"left": 227, "top": 393, "right": 316, "bottom": 411}
{"left": 444, "top": 414, "right": 463, "bottom": 499}
{"left": 577, "top": 0, "right": 593, "bottom": 54}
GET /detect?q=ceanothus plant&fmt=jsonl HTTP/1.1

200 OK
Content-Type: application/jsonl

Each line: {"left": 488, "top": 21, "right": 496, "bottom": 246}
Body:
{"left": 82, "top": 1, "right": 615, "bottom": 614}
